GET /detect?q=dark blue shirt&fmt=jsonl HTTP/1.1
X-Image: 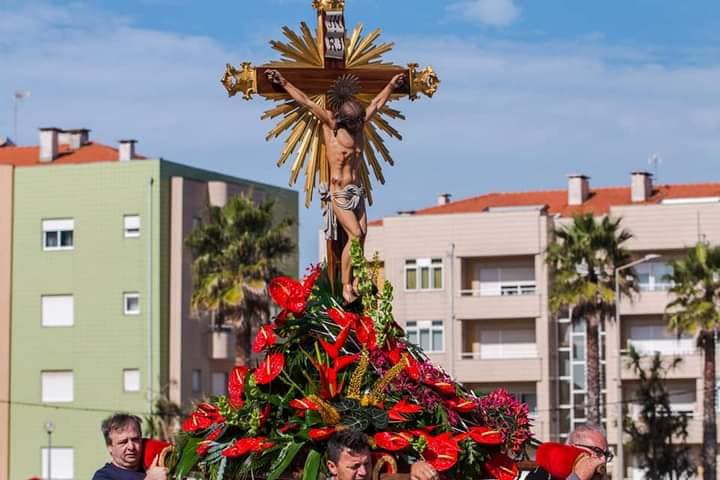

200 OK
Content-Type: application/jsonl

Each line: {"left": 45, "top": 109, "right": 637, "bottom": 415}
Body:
{"left": 92, "top": 463, "right": 145, "bottom": 480}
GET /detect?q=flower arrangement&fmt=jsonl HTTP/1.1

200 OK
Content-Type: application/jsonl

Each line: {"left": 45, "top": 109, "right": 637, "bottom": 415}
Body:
{"left": 170, "top": 243, "right": 533, "bottom": 479}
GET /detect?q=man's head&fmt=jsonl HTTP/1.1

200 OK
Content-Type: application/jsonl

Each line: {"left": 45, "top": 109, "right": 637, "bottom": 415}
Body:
{"left": 326, "top": 430, "right": 372, "bottom": 480}
{"left": 335, "top": 100, "right": 365, "bottom": 134}
{"left": 567, "top": 424, "right": 612, "bottom": 464}
{"left": 101, "top": 413, "right": 143, "bottom": 471}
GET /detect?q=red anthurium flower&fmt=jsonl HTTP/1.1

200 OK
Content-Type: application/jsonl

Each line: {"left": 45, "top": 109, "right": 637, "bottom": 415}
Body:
{"left": 445, "top": 398, "right": 475, "bottom": 413}
{"left": 388, "top": 399, "right": 423, "bottom": 422}
{"left": 196, "top": 426, "right": 224, "bottom": 456}
{"left": 182, "top": 403, "right": 225, "bottom": 433}
{"left": 275, "top": 309, "right": 290, "bottom": 326}
{"left": 228, "top": 366, "right": 248, "bottom": 409}
{"left": 289, "top": 397, "right": 320, "bottom": 411}
{"left": 334, "top": 354, "right": 359, "bottom": 371}
{"left": 308, "top": 427, "right": 337, "bottom": 441}
{"left": 318, "top": 363, "right": 339, "bottom": 399}
{"left": 468, "top": 426, "right": 504, "bottom": 445}
{"left": 278, "top": 422, "right": 301, "bottom": 434}
{"left": 385, "top": 340, "right": 406, "bottom": 365}
{"left": 356, "top": 316, "right": 377, "bottom": 349}
{"left": 319, "top": 323, "right": 352, "bottom": 359}
{"left": 222, "top": 437, "right": 273, "bottom": 458}
{"left": 404, "top": 356, "right": 421, "bottom": 381}
{"left": 268, "top": 277, "right": 308, "bottom": 315}
{"left": 484, "top": 453, "right": 518, "bottom": 480}
{"left": 254, "top": 352, "right": 285, "bottom": 385}
{"left": 374, "top": 432, "right": 411, "bottom": 451}
{"left": 252, "top": 325, "right": 277, "bottom": 353}
{"left": 301, "top": 264, "right": 321, "bottom": 293}
{"left": 327, "top": 307, "right": 360, "bottom": 328}
{"left": 423, "top": 433, "right": 460, "bottom": 472}
{"left": 429, "top": 381, "right": 456, "bottom": 396}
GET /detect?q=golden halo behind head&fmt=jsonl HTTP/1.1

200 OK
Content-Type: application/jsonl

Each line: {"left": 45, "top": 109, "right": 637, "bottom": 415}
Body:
{"left": 327, "top": 73, "right": 361, "bottom": 112}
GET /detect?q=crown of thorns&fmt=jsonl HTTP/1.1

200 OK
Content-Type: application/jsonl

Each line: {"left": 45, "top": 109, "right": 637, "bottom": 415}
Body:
{"left": 327, "top": 74, "right": 361, "bottom": 111}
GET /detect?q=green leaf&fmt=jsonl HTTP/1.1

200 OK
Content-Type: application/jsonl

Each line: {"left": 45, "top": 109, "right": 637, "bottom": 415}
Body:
{"left": 267, "top": 441, "right": 305, "bottom": 480}
{"left": 303, "top": 449, "right": 322, "bottom": 480}
{"left": 173, "top": 436, "right": 202, "bottom": 480}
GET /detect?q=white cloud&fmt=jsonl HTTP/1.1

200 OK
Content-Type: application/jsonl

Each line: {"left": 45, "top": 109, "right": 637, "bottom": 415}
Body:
{"left": 447, "top": 0, "right": 521, "bottom": 27}
{"left": 2, "top": 2, "right": 720, "bottom": 269}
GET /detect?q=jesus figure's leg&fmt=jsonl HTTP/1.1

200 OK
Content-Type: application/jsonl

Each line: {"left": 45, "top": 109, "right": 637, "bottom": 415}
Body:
{"left": 332, "top": 201, "right": 366, "bottom": 304}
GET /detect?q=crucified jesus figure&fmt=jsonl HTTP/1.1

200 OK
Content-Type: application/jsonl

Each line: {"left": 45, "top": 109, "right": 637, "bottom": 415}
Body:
{"left": 266, "top": 69, "right": 405, "bottom": 304}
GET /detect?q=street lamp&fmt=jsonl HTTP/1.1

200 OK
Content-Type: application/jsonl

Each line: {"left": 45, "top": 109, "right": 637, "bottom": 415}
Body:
{"left": 614, "top": 253, "right": 660, "bottom": 480}
{"left": 44, "top": 420, "right": 54, "bottom": 480}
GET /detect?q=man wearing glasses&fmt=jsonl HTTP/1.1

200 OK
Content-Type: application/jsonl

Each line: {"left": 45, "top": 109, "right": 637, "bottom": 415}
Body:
{"left": 527, "top": 424, "right": 612, "bottom": 480}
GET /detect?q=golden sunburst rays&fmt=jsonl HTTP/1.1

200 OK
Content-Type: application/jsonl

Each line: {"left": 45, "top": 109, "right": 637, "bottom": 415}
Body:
{"left": 259, "top": 21, "right": 406, "bottom": 207}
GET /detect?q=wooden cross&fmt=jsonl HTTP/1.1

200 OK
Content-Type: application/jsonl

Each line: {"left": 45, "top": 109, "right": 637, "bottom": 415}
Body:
{"left": 221, "top": 0, "right": 439, "bottom": 285}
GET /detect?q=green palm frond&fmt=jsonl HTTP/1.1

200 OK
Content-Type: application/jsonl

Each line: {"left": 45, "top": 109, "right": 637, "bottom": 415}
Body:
{"left": 666, "top": 242, "right": 720, "bottom": 334}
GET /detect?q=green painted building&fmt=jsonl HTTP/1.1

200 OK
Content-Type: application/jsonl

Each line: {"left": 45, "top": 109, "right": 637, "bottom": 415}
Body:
{"left": 0, "top": 129, "right": 298, "bottom": 480}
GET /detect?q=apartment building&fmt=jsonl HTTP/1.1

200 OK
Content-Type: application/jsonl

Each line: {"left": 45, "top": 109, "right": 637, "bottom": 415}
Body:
{"left": 0, "top": 128, "right": 298, "bottom": 480}
{"left": 364, "top": 172, "right": 720, "bottom": 479}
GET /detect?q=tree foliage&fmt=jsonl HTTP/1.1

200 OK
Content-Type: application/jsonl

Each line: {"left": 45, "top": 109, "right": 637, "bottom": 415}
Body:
{"left": 666, "top": 242, "right": 720, "bottom": 480}
{"left": 623, "top": 347, "right": 696, "bottom": 480}
{"left": 546, "top": 213, "right": 635, "bottom": 424}
{"left": 186, "top": 195, "right": 295, "bottom": 364}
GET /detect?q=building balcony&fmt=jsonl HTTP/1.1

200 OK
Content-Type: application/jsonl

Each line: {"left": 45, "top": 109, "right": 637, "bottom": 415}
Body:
{"left": 620, "top": 290, "right": 671, "bottom": 315}
{"left": 454, "top": 356, "right": 542, "bottom": 383}
{"left": 456, "top": 292, "right": 541, "bottom": 319}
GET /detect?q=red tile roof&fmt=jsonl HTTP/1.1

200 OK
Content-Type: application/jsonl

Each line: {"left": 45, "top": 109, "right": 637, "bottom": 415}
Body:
{"left": 368, "top": 182, "right": 720, "bottom": 227}
{"left": 0, "top": 142, "right": 145, "bottom": 166}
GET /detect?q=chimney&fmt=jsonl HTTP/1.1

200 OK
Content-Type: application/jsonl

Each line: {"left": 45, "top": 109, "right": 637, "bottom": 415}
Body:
{"left": 118, "top": 139, "right": 137, "bottom": 161}
{"left": 631, "top": 171, "right": 653, "bottom": 203}
{"left": 437, "top": 193, "right": 452, "bottom": 206}
{"left": 39, "top": 127, "right": 60, "bottom": 162}
{"left": 67, "top": 129, "right": 90, "bottom": 149}
{"left": 567, "top": 174, "right": 590, "bottom": 206}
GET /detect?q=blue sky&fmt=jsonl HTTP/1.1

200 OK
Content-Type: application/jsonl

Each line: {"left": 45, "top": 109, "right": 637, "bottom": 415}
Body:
{"left": 2, "top": 0, "right": 720, "bottom": 269}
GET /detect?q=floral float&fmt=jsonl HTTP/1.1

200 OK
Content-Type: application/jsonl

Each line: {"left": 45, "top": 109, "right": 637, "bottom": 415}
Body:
{"left": 170, "top": 243, "right": 533, "bottom": 479}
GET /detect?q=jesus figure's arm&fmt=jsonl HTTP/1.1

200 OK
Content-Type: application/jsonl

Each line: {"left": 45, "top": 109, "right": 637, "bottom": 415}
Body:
{"left": 365, "top": 73, "right": 405, "bottom": 122}
{"left": 265, "top": 70, "right": 334, "bottom": 127}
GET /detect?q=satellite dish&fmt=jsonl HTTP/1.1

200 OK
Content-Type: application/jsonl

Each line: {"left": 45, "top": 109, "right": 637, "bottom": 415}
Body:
{"left": 0, "top": 136, "right": 15, "bottom": 147}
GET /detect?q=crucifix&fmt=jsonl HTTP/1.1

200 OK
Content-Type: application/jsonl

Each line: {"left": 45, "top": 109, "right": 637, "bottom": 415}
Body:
{"left": 221, "top": 0, "right": 439, "bottom": 300}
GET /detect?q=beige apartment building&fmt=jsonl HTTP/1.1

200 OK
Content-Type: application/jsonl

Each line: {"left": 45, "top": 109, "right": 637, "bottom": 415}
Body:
{"left": 364, "top": 172, "right": 720, "bottom": 479}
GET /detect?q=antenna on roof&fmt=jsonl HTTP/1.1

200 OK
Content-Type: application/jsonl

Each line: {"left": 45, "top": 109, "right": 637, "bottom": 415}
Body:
{"left": 648, "top": 153, "right": 661, "bottom": 183}
{"left": 13, "top": 90, "right": 31, "bottom": 145}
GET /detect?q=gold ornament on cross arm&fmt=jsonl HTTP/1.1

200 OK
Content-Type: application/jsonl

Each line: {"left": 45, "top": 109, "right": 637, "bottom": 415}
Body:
{"left": 312, "top": 0, "right": 345, "bottom": 12}
{"left": 221, "top": 63, "right": 258, "bottom": 100}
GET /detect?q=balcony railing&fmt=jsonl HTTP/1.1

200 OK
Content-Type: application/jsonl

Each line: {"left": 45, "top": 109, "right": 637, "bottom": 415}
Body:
{"left": 627, "top": 338, "right": 695, "bottom": 356}
{"left": 460, "top": 343, "right": 538, "bottom": 360}
{"left": 460, "top": 281, "right": 536, "bottom": 297}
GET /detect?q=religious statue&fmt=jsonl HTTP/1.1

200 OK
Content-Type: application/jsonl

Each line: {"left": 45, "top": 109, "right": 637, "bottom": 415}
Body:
{"left": 265, "top": 69, "right": 405, "bottom": 302}
{"left": 220, "top": 0, "right": 439, "bottom": 298}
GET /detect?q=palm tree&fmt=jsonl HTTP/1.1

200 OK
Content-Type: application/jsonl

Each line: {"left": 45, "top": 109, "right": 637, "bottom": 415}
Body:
{"left": 546, "top": 213, "right": 635, "bottom": 425}
{"left": 186, "top": 195, "right": 295, "bottom": 365}
{"left": 666, "top": 242, "right": 720, "bottom": 480}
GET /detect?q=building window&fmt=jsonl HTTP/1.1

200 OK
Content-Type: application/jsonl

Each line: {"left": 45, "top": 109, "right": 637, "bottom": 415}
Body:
{"left": 124, "top": 293, "right": 140, "bottom": 315}
{"left": 211, "top": 372, "right": 228, "bottom": 396}
{"left": 405, "top": 258, "right": 443, "bottom": 290}
{"left": 41, "top": 295, "right": 74, "bottom": 327}
{"left": 406, "top": 320, "right": 444, "bottom": 352}
{"left": 41, "top": 371, "right": 73, "bottom": 403}
{"left": 42, "top": 447, "right": 74, "bottom": 480}
{"left": 123, "top": 369, "right": 141, "bottom": 392}
{"left": 192, "top": 369, "right": 202, "bottom": 393}
{"left": 123, "top": 215, "right": 140, "bottom": 238}
{"left": 42, "top": 219, "right": 74, "bottom": 251}
{"left": 192, "top": 216, "right": 202, "bottom": 230}
{"left": 636, "top": 261, "right": 673, "bottom": 292}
